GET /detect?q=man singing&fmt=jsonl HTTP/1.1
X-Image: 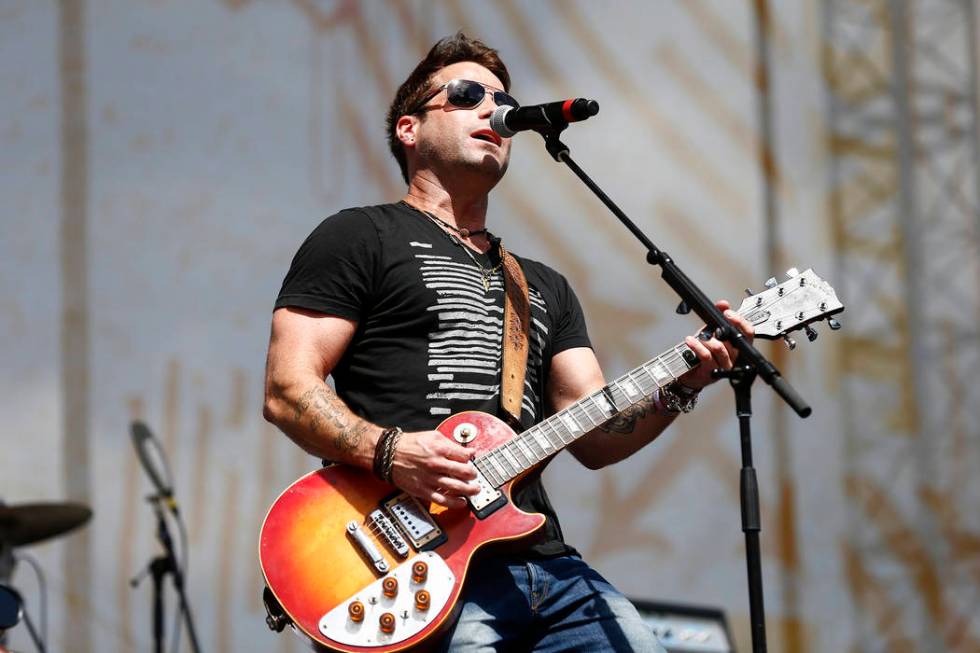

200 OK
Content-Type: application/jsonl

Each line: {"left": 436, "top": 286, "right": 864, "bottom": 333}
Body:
{"left": 263, "top": 32, "right": 752, "bottom": 652}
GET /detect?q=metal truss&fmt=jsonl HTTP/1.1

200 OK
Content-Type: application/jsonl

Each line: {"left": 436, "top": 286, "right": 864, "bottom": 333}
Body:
{"left": 823, "top": 0, "right": 980, "bottom": 650}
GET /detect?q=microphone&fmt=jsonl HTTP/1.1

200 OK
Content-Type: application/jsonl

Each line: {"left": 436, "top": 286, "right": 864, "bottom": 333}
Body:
{"left": 130, "top": 421, "right": 179, "bottom": 515}
{"left": 490, "top": 99, "right": 599, "bottom": 137}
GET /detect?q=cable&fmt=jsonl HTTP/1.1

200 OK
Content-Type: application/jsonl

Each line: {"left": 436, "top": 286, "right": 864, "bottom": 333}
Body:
{"left": 13, "top": 550, "right": 47, "bottom": 652}
{"left": 168, "top": 507, "right": 190, "bottom": 653}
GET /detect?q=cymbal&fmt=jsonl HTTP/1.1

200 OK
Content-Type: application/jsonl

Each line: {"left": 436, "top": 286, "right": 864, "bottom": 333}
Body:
{"left": 0, "top": 502, "right": 92, "bottom": 547}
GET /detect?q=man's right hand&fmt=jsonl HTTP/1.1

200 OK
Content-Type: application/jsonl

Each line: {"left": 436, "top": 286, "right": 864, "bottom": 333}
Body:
{"left": 389, "top": 430, "right": 481, "bottom": 507}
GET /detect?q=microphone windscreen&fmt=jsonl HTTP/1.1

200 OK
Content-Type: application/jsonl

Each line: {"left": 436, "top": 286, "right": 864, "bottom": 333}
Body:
{"left": 130, "top": 420, "right": 173, "bottom": 495}
{"left": 130, "top": 420, "right": 152, "bottom": 445}
{"left": 490, "top": 106, "right": 517, "bottom": 138}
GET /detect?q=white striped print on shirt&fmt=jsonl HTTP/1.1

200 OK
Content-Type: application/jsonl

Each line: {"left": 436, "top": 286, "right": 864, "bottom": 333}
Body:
{"left": 412, "top": 247, "right": 548, "bottom": 421}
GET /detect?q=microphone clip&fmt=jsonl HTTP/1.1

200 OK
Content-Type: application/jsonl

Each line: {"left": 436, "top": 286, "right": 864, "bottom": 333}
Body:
{"left": 145, "top": 492, "right": 180, "bottom": 517}
{"left": 541, "top": 129, "right": 571, "bottom": 162}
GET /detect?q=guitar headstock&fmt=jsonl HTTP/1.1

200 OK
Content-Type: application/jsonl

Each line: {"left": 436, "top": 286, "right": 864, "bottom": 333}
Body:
{"left": 736, "top": 268, "right": 844, "bottom": 345}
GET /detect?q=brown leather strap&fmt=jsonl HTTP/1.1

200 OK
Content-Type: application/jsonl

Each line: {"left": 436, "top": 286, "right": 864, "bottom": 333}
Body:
{"left": 499, "top": 243, "right": 530, "bottom": 426}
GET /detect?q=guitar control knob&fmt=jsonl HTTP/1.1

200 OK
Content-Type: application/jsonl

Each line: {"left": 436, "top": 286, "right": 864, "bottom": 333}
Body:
{"left": 382, "top": 577, "right": 398, "bottom": 598}
{"left": 379, "top": 612, "right": 396, "bottom": 634}
{"left": 412, "top": 560, "right": 429, "bottom": 583}
{"left": 348, "top": 601, "right": 365, "bottom": 623}
{"left": 415, "top": 589, "right": 431, "bottom": 611}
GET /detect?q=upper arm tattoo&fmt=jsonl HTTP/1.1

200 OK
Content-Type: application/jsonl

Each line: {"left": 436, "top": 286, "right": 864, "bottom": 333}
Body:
{"left": 295, "top": 385, "right": 366, "bottom": 453}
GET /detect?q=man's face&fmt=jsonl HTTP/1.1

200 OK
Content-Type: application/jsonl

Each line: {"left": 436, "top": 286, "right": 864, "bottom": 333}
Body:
{"left": 411, "top": 61, "right": 513, "bottom": 185}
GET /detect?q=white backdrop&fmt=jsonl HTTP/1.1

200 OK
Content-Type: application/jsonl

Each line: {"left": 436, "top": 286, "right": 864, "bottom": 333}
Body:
{"left": 0, "top": 1, "right": 905, "bottom": 651}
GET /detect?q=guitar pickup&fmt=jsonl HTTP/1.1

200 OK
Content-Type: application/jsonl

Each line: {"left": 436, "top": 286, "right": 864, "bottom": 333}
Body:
{"left": 384, "top": 494, "right": 447, "bottom": 551}
{"left": 467, "top": 467, "right": 506, "bottom": 519}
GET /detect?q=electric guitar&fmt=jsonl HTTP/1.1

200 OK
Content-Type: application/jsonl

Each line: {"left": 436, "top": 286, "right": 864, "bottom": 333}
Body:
{"left": 259, "top": 268, "right": 843, "bottom": 652}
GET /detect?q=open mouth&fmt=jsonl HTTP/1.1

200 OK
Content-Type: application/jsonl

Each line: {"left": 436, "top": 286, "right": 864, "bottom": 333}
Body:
{"left": 471, "top": 130, "right": 501, "bottom": 146}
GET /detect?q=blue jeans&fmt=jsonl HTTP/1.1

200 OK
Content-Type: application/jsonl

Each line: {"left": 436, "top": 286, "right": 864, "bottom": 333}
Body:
{"left": 435, "top": 554, "right": 667, "bottom": 652}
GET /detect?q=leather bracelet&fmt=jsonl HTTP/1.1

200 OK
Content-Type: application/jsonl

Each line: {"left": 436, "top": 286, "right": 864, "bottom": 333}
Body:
{"left": 373, "top": 427, "right": 402, "bottom": 482}
{"left": 660, "top": 381, "right": 701, "bottom": 414}
{"left": 380, "top": 428, "right": 402, "bottom": 483}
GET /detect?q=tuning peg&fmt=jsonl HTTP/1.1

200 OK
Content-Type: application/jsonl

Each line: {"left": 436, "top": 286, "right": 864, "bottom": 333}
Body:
{"left": 804, "top": 325, "right": 818, "bottom": 342}
{"left": 676, "top": 300, "right": 691, "bottom": 315}
{"left": 786, "top": 267, "right": 800, "bottom": 278}
{"left": 744, "top": 288, "right": 754, "bottom": 297}
{"left": 827, "top": 318, "right": 842, "bottom": 330}
{"left": 764, "top": 277, "right": 778, "bottom": 289}
{"left": 782, "top": 335, "right": 797, "bottom": 350}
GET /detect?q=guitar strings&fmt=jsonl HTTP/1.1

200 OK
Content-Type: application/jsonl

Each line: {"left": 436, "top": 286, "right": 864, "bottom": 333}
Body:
{"left": 475, "top": 283, "right": 826, "bottom": 483}
{"left": 475, "top": 344, "right": 694, "bottom": 485}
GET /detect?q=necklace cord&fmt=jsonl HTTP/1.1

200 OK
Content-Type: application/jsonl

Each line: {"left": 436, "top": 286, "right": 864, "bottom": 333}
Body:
{"left": 408, "top": 201, "right": 489, "bottom": 239}
{"left": 403, "top": 201, "right": 503, "bottom": 290}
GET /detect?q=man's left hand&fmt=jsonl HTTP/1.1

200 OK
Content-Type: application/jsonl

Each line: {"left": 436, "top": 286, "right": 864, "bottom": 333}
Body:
{"left": 678, "top": 300, "right": 755, "bottom": 391}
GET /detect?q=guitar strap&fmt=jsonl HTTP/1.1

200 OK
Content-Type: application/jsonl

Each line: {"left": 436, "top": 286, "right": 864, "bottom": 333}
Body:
{"left": 499, "top": 242, "right": 530, "bottom": 428}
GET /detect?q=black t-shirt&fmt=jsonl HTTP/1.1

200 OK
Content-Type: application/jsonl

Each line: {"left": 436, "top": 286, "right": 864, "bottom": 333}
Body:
{"left": 275, "top": 201, "right": 592, "bottom": 557}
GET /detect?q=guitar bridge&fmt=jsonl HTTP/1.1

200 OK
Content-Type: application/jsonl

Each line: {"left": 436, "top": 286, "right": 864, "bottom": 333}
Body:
{"left": 370, "top": 509, "right": 409, "bottom": 558}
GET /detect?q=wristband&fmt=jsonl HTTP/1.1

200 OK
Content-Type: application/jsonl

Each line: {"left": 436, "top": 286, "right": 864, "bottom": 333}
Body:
{"left": 373, "top": 427, "right": 402, "bottom": 482}
{"left": 660, "top": 382, "right": 700, "bottom": 414}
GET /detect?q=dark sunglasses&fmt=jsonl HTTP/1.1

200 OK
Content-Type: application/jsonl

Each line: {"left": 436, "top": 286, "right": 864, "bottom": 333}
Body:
{"left": 411, "top": 79, "right": 519, "bottom": 114}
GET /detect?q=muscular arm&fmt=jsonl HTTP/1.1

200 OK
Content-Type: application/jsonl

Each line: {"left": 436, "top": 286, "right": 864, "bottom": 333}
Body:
{"left": 263, "top": 306, "right": 480, "bottom": 505}
{"left": 552, "top": 301, "right": 754, "bottom": 470}
{"left": 550, "top": 348, "right": 679, "bottom": 470}
{"left": 262, "top": 307, "right": 379, "bottom": 468}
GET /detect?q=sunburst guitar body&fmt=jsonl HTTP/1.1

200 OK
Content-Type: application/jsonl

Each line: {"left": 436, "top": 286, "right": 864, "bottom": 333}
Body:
{"left": 259, "top": 411, "right": 544, "bottom": 652}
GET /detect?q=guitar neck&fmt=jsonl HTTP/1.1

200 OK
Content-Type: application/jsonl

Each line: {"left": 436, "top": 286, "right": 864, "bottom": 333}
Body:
{"left": 474, "top": 342, "right": 698, "bottom": 485}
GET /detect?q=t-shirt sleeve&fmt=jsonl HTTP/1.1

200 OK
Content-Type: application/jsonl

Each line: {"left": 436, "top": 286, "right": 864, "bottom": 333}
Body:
{"left": 274, "top": 209, "right": 381, "bottom": 320}
{"left": 549, "top": 272, "right": 592, "bottom": 355}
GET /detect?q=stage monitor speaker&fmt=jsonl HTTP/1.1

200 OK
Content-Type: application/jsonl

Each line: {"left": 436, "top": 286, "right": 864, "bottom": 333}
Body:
{"left": 629, "top": 598, "right": 735, "bottom": 653}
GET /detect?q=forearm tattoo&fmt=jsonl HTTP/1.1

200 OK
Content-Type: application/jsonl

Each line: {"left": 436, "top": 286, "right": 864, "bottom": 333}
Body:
{"left": 295, "top": 385, "right": 366, "bottom": 453}
{"left": 598, "top": 396, "right": 657, "bottom": 435}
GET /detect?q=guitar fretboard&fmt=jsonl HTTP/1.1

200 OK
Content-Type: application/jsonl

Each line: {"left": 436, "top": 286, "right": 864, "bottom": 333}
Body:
{"left": 473, "top": 343, "right": 697, "bottom": 487}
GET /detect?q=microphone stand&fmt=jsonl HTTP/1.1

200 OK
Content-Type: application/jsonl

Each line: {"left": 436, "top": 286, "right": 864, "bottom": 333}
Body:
{"left": 132, "top": 496, "right": 201, "bottom": 653}
{"left": 535, "top": 125, "right": 812, "bottom": 653}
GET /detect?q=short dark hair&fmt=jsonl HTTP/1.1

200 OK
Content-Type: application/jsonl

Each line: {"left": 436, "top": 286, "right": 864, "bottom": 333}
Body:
{"left": 386, "top": 32, "right": 511, "bottom": 184}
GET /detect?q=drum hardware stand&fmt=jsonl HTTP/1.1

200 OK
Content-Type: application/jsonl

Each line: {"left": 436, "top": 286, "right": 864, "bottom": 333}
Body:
{"left": 533, "top": 123, "right": 814, "bottom": 653}
{"left": 0, "top": 502, "right": 47, "bottom": 653}
{"left": 0, "top": 583, "right": 45, "bottom": 653}
{"left": 131, "top": 495, "right": 201, "bottom": 653}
